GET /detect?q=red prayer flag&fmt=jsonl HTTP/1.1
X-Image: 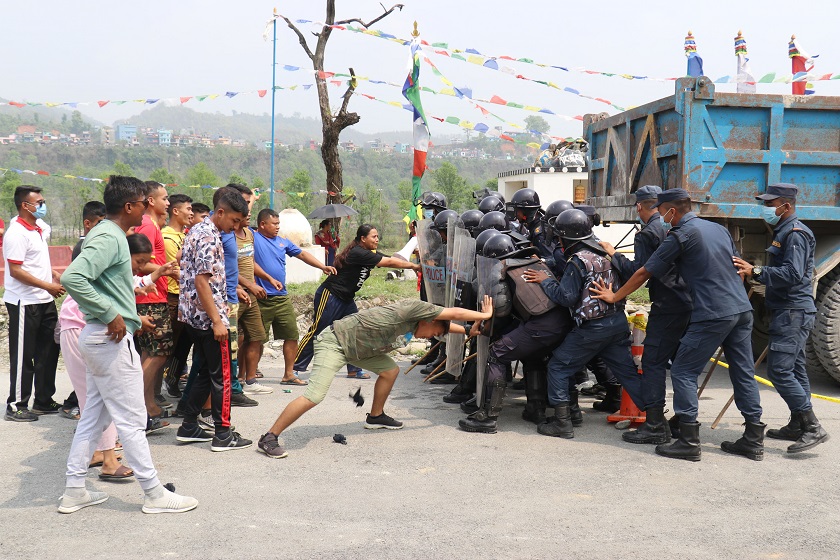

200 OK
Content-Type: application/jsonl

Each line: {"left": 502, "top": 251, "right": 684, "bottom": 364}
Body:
{"left": 97, "top": 100, "right": 109, "bottom": 108}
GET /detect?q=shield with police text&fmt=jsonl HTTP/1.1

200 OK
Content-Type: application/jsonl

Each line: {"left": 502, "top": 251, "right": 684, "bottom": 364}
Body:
{"left": 417, "top": 219, "right": 446, "bottom": 306}
{"left": 474, "top": 255, "right": 502, "bottom": 403}
{"left": 445, "top": 227, "right": 477, "bottom": 377}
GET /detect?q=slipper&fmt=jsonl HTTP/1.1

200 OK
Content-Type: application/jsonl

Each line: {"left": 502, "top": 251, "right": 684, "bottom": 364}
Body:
{"left": 347, "top": 372, "right": 371, "bottom": 379}
{"left": 280, "top": 378, "right": 308, "bottom": 386}
{"left": 89, "top": 460, "right": 104, "bottom": 468}
{"left": 99, "top": 465, "right": 134, "bottom": 481}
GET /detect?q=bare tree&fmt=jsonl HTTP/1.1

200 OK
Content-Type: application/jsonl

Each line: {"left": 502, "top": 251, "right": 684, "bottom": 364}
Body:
{"left": 281, "top": 2, "right": 404, "bottom": 204}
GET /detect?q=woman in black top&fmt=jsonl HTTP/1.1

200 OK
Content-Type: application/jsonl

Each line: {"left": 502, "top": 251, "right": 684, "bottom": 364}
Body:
{"left": 294, "top": 224, "right": 421, "bottom": 378}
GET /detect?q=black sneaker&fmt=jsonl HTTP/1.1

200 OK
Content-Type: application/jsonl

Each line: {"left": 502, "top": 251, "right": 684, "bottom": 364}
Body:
{"left": 230, "top": 393, "right": 258, "bottom": 407}
{"left": 5, "top": 408, "right": 38, "bottom": 422}
{"left": 176, "top": 423, "right": 213, "bottom": 443}
{"left": 210, "top": 431, "right": 253, "bottom": 452}
{"left": 257, "top": 432, "right": 289, "bottom": 459}
{"left": 364, "top": 413, "right": 403, "bottom": 430}
{"left": 32, "top": 401, "right": 62, "bottom": 415}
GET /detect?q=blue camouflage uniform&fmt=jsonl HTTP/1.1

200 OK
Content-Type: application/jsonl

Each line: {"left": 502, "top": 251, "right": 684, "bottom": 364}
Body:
{"left": 611, "top": 186, "right": 692, "bottom": 409}
{"left": 644, "top": 197, "right": 762, "bottom": 423}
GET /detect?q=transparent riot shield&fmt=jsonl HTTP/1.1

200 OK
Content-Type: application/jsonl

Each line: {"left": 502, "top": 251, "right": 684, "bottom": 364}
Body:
{"left": 416, "top": 219, "right": 446, "bottom": 305}
{"left": 445, "top": 227, "right": 476, "bottom": 377}
{"left": 475, "top": 255, "right": 502, "bottom": 404}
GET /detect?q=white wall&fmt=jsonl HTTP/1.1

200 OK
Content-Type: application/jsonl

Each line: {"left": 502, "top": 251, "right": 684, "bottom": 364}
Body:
{"left": 286, "top": 246, "right": 327, "bottom": 284}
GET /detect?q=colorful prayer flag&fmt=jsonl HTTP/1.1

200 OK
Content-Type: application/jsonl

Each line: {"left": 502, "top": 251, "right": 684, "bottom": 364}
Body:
{"left": 402, "top": 37, "right": 429, "bottom": 224}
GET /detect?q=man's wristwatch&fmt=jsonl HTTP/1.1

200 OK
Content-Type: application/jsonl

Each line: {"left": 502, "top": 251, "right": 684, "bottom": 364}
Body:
{"left": 752, "top": 266, "right": 764, "bottom": 279}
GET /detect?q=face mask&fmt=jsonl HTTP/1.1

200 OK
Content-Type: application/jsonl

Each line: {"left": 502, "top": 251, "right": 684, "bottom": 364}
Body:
{"left": 30, "top": 203, "right": 47, "bottom": 220}
{"left": 659, "top": 210, "right": 674, "bottom": 232}
{"left": 423, "top": 209, "right": 434, "bottom": 219}
{"left": 762, "top": 205, "right": 781, "bottom": 226}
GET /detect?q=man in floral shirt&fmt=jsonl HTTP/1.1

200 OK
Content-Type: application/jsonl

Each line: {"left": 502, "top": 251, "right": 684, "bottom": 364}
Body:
{"left": 177, "top": 189, "right": 252, "bottom": 452}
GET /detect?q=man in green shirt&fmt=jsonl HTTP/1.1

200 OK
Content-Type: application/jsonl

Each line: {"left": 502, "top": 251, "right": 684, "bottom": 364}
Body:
{"left": 257, "top": 296, "right": 495, "bottom": 458}
{"left": 58, "top": 175, "right": 197, "bottom": 515}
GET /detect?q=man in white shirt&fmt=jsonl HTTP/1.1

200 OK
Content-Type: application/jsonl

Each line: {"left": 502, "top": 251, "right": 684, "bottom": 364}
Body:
{"left": 3, "top": 185, "right": 65, "bottom": 422}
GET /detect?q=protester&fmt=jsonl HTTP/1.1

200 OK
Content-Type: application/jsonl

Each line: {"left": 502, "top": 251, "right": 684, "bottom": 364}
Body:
{"left": 253, "top": 208, "right": 336, "bottom": 386}
{"left": 295, "top": 224, "right": 421, "bottom": 380}
{"left": 3, "top": 185, "right": 65, "bottom": 422}
{"left": 314, "top": 219, "right": 340, "bottom": 267}
{"left": 190, "top": 203, "right": 210, "bottom": 227}
{"left": 59, "top": 175, "right": 197, "bottom": 514}
{"left": 258, "top": 296, "right": 495, "bottom": 458}
{"left": 175, "top": 188, "right": 253, "bottom": 451}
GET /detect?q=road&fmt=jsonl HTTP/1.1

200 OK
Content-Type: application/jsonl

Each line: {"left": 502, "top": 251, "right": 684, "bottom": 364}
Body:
{"left": 1, "top": 355, "right": 839, "bottom": 559}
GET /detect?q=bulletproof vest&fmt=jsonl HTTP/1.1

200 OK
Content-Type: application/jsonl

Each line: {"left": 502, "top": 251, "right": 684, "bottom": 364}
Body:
{"left": 572, "top": 250, "right": 622, "bottom": 326}
{"left": 504, "top": 258, "right": 557, "bottom": 321}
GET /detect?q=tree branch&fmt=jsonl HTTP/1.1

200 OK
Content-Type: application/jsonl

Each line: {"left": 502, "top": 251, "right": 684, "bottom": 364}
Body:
{"left": 335, "top": 3, "right": 404, "bottom": 28}
{"left": 280, "top": 16, "right": 315, "bottom": 61}
{"left": 338, "top": 68, "right": 357, "bottom": 117}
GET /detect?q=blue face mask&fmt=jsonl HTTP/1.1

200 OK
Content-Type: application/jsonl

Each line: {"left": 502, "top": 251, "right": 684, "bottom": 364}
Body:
{"left": 659, "top": 210, "right": 674, "bottom": 232}
{"left": 423, "top": 209, "right": 434, "bottom": 219}
{"left": 31, "top": 203, "right": 47, "bottom": 220}
{"left": 762, "top": 205, "right": 781, "bottom": 226}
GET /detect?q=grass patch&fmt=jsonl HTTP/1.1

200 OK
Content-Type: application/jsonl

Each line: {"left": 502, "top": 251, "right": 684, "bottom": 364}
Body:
{"left": 628, "top": 287, "right": 650, "bottom": 304}
{"left": 285, "top": 268, "right": 419, "bottom": 301}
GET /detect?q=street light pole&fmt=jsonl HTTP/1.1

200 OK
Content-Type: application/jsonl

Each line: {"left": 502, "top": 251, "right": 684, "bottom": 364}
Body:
{"left": 269, "top": 8, "right": 278, "bottom": 210}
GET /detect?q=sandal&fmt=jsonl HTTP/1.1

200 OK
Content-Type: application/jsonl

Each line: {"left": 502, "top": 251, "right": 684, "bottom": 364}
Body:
{"left": 99, "top": 465, "right": 134, "bottom": 481}
{"left": 280, "top": 378, "right": 308, "bottom": 386}
{"left": 347, "top": 372, "right": 371, "bottom": 379}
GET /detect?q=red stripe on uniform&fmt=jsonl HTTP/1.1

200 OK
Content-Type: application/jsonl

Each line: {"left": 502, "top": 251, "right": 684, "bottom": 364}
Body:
{"left": 219, "top": 338, "right": 231, "bottom": 428}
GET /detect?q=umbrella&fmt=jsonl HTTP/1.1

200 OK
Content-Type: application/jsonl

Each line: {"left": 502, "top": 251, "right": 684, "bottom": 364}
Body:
{"left": 307, "top": 203, "right": 359, "bottom": 220}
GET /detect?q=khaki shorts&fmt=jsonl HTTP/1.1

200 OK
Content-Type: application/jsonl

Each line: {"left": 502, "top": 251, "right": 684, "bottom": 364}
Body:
{"left": 238, "top": 300, "right": 267, "bottom": 343}
{"left": 258, "top": 295, "right": 299, "bottom": 341}
{"left": 303, "top": 330, "right": 398, "bottom": 404}
{"left": 228, "top": 303, "right": 239, "bottom": 361}
{"left": 136, "top": 302, "right": 174, "bottom": 356}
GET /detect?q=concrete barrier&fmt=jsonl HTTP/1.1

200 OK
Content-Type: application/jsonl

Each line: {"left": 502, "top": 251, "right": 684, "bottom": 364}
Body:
{"left": 0, "top": 246, "right": 73, "bottom": 287}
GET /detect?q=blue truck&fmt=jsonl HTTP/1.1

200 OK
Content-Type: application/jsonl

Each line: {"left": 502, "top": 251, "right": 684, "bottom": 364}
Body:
{"left": 583, "top": 76, "right": 840, "bottom": 382}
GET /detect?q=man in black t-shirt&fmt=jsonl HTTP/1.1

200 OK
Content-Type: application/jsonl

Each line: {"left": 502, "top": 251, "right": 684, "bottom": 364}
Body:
{"left": 293, "top": 225, "right": 420, "bottom": 379}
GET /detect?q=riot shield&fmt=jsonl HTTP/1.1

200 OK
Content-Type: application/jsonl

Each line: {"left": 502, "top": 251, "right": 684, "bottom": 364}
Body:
{"left": 474, "top": 255, "right": 502, "bottom": 403}
{"left": 417, "top": 219, "right": 446, "bottom": 305}
{"left": 445, "top": 227, "right": 476, "bottom": 377}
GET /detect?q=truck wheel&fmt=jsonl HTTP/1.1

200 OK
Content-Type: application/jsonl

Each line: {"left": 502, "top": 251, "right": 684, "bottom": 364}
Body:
{"left": 805, "top": 335, "right": 831, "bottom": 380}
{"left": 751, "top": 292, "right": 769, "bottom": 361}
{"left": 813, "top": 270, "right": 840, "bottom": 383}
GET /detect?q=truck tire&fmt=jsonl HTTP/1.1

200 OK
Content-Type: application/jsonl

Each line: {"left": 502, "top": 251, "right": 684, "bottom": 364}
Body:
{"left": 805, "top": 335, "right": 831, "bottom": 380}
{"left": 750, "top": 292, "right": 769, "bottom": 361}
{"left": 813, "top": 269, "right": 840, "bottom": 383}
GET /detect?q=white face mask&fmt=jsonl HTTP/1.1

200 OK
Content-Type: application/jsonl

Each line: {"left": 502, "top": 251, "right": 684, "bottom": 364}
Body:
{"left": 423, "top": 209, "right": 434, "bottom": 219}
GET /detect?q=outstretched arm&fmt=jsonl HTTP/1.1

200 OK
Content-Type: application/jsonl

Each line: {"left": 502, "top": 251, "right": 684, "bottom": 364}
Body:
{"left": 436, "top": 295, "right": 494, "bottom": 322}
{"left": 377, "top": 256, "right": 421, "bottom": 272}
{"left": 296, "top": 251, "right": 337, "bottom": 275}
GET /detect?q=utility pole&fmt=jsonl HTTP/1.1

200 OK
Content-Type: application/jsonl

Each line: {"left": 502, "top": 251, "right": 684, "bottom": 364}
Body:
{"left": 269, "top": 8, "right": 278, "bottom": 209}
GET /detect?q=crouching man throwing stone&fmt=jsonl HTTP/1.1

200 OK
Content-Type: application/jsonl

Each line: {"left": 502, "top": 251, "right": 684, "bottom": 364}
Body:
{"left": 257, "top": 296, "right": 495, "bottom": 458}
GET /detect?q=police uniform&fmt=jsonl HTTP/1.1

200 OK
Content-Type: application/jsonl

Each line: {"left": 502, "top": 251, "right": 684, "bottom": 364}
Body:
{"left": 525, "top": 212, "right": 556, "bottom": 267}
{"left": 611, "top": 186, "right": 692, "bottom": 412}
{"left": 644, "top": 189, "right": 762, "bottom": 460}
{"left": 751, "top": 183, "right": 827, "bottom": 452}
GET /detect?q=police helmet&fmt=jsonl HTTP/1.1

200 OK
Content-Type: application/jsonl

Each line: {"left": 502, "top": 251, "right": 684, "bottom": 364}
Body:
{"left": 510, "top": 188, "right": 541, "bottom": 209}
{"left": 478, "top": 195, "right": 505, "bottom": 214}
{"left": 478, "top": 211, "right": 509, "bottom": 233}
{"left": 545, "top": 199, "right": 574, "bottom": 222}
{"left": 475, "top": 229, "right": 503, "bottom": 254}
{"left": 430, "top": 209, "right": 461, "bottom": 232}
{"left": 555, "top": 209, "right": 592, "bottom": 241}
{"left": 419, "top": 191, "right": 448, "bottom": 210}
{"left": 481, "top": 234, "right": 517, "bottom": 259}
{"left": 472, "top": 187, "right": 504, "bottom": 204}
{"left": 460, "top": 209, "right": 483, "bottom": 234}
{"left": 574, "top": 204, "right": 601, "bottom": 227}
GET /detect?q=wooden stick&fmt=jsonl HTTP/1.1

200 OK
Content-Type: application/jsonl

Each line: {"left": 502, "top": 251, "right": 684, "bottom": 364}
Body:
{"left": 711, "top": 345, "right": 769, "bottom": 429}
{"left": 425, "top": 353, "right": 477, "bottom": 383}
{"left": 402, "top": 340, "right": 441, "bottom": 375}
{"left": 697, "top": 347, "right": 724, "bottom": 397}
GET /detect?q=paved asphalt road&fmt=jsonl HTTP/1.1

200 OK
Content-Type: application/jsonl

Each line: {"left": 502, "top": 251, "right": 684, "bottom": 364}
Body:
{"left": 2, "top": 355, "right": 839, "bottom": 559}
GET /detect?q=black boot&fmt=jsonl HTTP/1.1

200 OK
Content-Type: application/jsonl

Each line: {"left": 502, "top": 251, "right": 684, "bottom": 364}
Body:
{"left": 538, "top": 403, "right": 574, "bottom": 438}
{"left": 668, "top": 415, "right": 681, "bottom": 440}
{"left": 420, "top": 342, "right": 446, "bottom": 374}
{"left": 430, "top": 372, "right": 458, "bottom": 384}
{"left": 721, "top": 421, "right": 766, "bottom": 461}
{"left": 460, "top": 396, "right": 479, "bottom": 415}
{"left": 459, "top": 380, "right": 506, "bottom": 434}
{"left": 569, "top": 388, "right": 583, "bottom": 427}
{"left": 655, "top": 421, "right": 701, "bottom": 461}
{"left": 413, "top": 342, "right": 440, "bottom": 366}
{"left": 521, "top": 360, "right": 548, "bottom": 425}
{"left": 444, "top": 355, "right": 477, "bottom": 403}
{"left": 623, "top": 406, "right": 669, "bottom": 445}
{"left": 766, "top": 412, "right": 802, "bottom": 442}
{"left": 592, "top": 383, "right": 622, "bottom": 413}
{"left": 788, "top": 409, "right": 830, "bottom": 453}
{"left": 443, "top": 385, "right": 473, "bottom": 404}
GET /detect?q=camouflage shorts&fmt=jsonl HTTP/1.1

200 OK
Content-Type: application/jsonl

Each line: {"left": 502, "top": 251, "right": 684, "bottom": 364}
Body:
{"left": 136, "top": 302, "right": 174, "bottom": 357}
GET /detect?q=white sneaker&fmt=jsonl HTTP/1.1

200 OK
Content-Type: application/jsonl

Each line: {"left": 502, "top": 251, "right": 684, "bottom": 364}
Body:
{"left": 58, "top": 490, "right": 108, "bottom": 514}
{"left": 243, "top": 381, "right": 273, "bottom": 395}
{"left": 142, "top": 487, "right": 198, "bottom": 514}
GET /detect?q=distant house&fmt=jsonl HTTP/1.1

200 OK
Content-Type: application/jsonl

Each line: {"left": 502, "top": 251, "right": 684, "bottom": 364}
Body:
{"left": 16, "top": 125, "right": 36, "bottom": 135}
{"left": 116, "top": 123, "right": 138, "bottom": 143}
{"left": 393, "top": 142, "right": 410, "bottom": 154}
{"left": 339, "top": 141, "right": 357, "bottom": 153}
{"left": 158, "top": 129, "right": 172, "bottom": 146}
{"left": 100, "top": 126, "right": 114, "bottom": 145}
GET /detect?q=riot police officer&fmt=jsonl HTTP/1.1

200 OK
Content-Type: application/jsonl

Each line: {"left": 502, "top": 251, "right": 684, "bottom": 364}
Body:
{"left": 460, "top": 210, "right": 484, "bottom": 238}
{"left": 478, "top": 195, "right": 506, "bottom": 215}
{"left": 419, "top": 191, "right": 448, "bottom": 219}
{"left": 524, "top": 209, "right": 643, "bottom": 439}
{"left": 590, "top": 189, "right": 763, "bottom": 461}
{"left": 599, "top": 185, "right": 692, "bottom": 444}
{"left": 509, "top": 189, "right": 554, "bottom": 263}
{"left": 733, "top": 183, "right": 829, "bottom": 453}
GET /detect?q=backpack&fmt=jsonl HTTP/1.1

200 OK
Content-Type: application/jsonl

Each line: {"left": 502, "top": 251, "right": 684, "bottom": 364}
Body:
{"left": 503, "top": 258, "right": 558, "bottom": 321}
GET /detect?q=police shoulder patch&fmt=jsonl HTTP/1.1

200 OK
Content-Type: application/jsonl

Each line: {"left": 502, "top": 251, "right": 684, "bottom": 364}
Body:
{"left": 772, "top": 240, "right": 782, "bottom": 248}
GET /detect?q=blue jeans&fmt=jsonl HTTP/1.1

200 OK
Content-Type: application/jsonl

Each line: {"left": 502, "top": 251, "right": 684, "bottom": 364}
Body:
{"left": 640, "top": 312, "right": 690, "bottom": 409}
{"left": 547, "top": 314, "right": 642, "bottom": 406}
{"left": 766, "top": 308, "right": 815, "bottom": 413}
{"left": 670, "top": 311, "right": 762, "bottom": 423}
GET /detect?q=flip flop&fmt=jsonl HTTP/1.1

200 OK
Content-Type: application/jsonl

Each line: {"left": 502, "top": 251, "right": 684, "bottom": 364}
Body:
{"left": 99, "top": 465, "right": 134, "bottom": 481}
{"left": 280, "top": 379, "right": 308, "bottom": 386}
{"left": 347, "top": 372, "right": 371, "bottom": 379}
{"left": 89, "top": 460, "right": 104, "bottom": 468}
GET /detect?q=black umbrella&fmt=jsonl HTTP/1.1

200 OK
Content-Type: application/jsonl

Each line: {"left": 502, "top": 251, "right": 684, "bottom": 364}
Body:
{"left": 307, "top": 203, "right": 359, "bottom": 220}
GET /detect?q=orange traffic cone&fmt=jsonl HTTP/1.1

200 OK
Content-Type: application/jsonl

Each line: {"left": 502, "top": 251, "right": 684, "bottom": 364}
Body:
{"left": 608, "top": 313, "right": 647, "bottom": 425}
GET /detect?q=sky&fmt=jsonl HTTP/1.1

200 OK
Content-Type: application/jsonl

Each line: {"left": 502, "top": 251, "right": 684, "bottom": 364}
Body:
{"left": 2, "top": 0, "right": 839, "bottom": 140}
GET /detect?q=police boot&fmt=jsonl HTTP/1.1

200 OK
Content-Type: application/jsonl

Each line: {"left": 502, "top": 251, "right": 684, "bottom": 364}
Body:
{"left": 569, "top": 388, "right": 583, "bottom": 427}
{"left": 721, "top": 421, "right": 766, "bottom": 461}
{"left": 623, "top": 406, "right": 669, "bottom": 445}
{"left": 668, "top": 415, "right": 681, "bottom": 440}
{"left": 766, "top": 412, "right": 803, "bottom": 441}
{"left": 413, "top": 343, "right": 439, "bottom": 366}
{"left": 521, "top": 361, "right": 548, "bottom": 425}
{"left": 537, "top": 403, "right": 574, "bottom": 439}
{"left": 458, "top": 379, "right": 506, "bottom": 434}
{"left": 443, "top": 359, "right": 475, "bottom": 404}
{"left": 420, "top": 342, "right": 446, "bottom": 375}
{"left": 460, "top": 396, "right": 480, "bottom": 415}
{"left": 655, "top": 421, "right": 701, "bottom": 462}
{"left": 592, "top": 383, "right": 622, "bottom": 413}
{"left": 787, "top": 409, "right": 830, "bottom": 454}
